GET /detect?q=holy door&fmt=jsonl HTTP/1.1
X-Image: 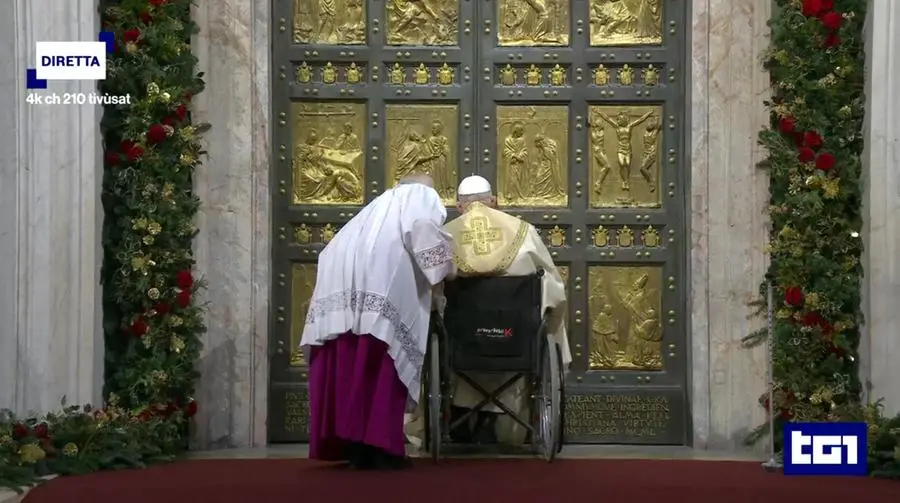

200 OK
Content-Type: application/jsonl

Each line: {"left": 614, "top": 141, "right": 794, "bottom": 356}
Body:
{"left": 269, "top": 0, "right": 690, "bottom": 444}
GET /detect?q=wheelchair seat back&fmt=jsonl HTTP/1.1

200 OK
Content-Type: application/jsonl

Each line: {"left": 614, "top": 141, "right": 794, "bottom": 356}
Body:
{"left": 443, "top": 271, "right": 544, "bottom": 372}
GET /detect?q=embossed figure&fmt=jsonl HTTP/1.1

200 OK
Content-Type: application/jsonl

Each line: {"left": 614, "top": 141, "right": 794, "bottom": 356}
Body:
{"left": 595, "top": 110, "right": 654, "bottom": 191}
{"left": 318, "top": 0, "right": 337, "bottom": 40}
{"left": 438, "top": 63, "right": 454, "bottom": 85}
{"left": 293, "top": 0, "right": 366, "bottom": 44}
{"left": 395, "top": 130, "right": 437, "bottom": 182}
{"left": 335, "top": 122, "right": 360, "bottom": 151}
{"left": 531, "top": 134, "right": 565, "bottom": 199}
{"left": 500, "top": 0, "right": 568, "bottom": 46}
{"left": 500, "top": 64, "right": 517, "bottom": 86}
{"left": 426, "top": 121, "right": 452, "bottom": 199}
{"left": 388, "top": 0, "right": 458, "bottom": 46}
{"left": 616, "top": 273, "right": 662, "bottom": 368}
{"left": 589, "top": 0, "right": 662, "bottom": 46}
{"left": 590, "top": 300, "right": 619, "bottom": 368}
{"left": 345, "top": 62, "right": 362, "bottom": 84}
{"left": 638, "top": 115, "right": 660, "bottom": 191}
{"left": 501, "top": 123, "right": 529, "bottom": 201}
{"left": 340, "top": 0, "right": 366, "bottom": 40}
{"left": 294, "top": 129, "right": 363, "bottom": 203}
{"left": 290, "top": 265, "right": 317, "bottom": 366}
{"left": 526, "top": 65, "right": 542, "bottom": 85}
{"left": 590, "top": 118, "right": 612, "bottom": 195}
{"left": 390, "top": 63, "right": 405, "bottom": 84}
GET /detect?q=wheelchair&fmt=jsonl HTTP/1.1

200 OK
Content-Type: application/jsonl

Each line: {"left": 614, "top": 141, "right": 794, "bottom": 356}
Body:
{"left": 422, "top": 270, "right": 565, "bottom": 462}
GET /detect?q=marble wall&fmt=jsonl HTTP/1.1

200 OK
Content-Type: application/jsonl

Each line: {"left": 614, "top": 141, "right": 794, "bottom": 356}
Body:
{"left": 688, "top": 0, "right": 771, "bottom": 449}
{"left": 0, "top": 0, "right": 104, "bottom": 414}
{"left": 190, "top": 0, "right": 271, "bottom": 448}
{"left": 861, "top": 0, "right": 900, "bottom": 415}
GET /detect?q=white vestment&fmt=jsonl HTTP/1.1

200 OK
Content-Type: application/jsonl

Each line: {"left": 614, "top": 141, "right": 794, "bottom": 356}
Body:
{"left": 406, "top": 202, "right": 569, "bottom": 445}
{"left": 299, "top": 183, "right": 456, "bottom": 402}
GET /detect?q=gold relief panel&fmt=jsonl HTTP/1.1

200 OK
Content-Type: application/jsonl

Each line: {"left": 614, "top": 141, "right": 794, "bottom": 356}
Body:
{"left": 497, "top": 105, "right": 569, "bottom": 208}
{"left": 589, "top": 0, "right": 662, "bottom": 46}
{"left": 293, "top": 223, "right": 341, "bottom": 244}
{"left": 385, "top": 104, "right": 458, "bottom": 204}
{"left": 386, "top": 0, "right": 459, "bottom": 46}
{"left": 497, "top": 64, "right": 569, "bottom": 87}
{"left": 498, "top": 0, "right": 570, "bottom": 46}
{"left": 291, "top": 102, "right": 366, "bottom": 205}
{"left": 293, "top": 0, "right": 366, "bottom": 45}
{"left": 556, "top": 265, "right": 569, "bottom": 288}
{"left": 536, "top": 225, "right": 568, "bottom": 248}
{"left": 588, "top": 266, "right": 663, "bottom": 371}
{"left": 387, "top": 62, "right": 457, "bottom": 86}
{"left": 296, "top": 62, "right": 366, "bottom": 84}
{"left": 289, "top": 264, "right": 318, "bottom": 366}
{"left": 589, "top": 105, "right": 662, "bottom": 208}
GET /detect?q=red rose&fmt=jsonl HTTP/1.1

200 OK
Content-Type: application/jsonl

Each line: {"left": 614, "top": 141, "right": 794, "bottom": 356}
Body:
{"left": 820, "top": 11, "right": 842, "bottom": 30}
{"left": 104, "top": 150, "right": 120, "bottom": 166}
{"left": 797, "top": 147, "right": 816, "bottom": 163}
{"left": 162, "top": 116, "right": 179, "bottom": 127}
{"left": 33, "top": 424, "right": 49, "bottom": 439}
{"left": 123, "top": 28, "right": 141, "bottom": 43}
{"left": 176, "top": 270, "right": 194, "bottom": 289}
{"left": 140, "top": 11, "right": 153, "bottom": 24}
{"left": 778, "top": 117, "right": 796, "bottom": 134}
{"left": 823, "top": 33, "right": 841, "bottom": 48}
{"left": 784, "top": 286, "right": 805, "bottom": 306}
{"left": 803, "top": 131, "right": 823, "bottom": 148}
{"left": 155, "top": 302, "right": 171, "bottom": 315}
{"left": 175, "top": 104, "right": 187, "bottom": 121}
{"left": 130, "top": 317, "right": 149, "bottom": 337}
{"left": 815, "top": 152, "right": 836, "bottom": 171}
{"left": 120, "top": 140, "right": 144, "bottom": 162}
{"left": 12, "top": 423, "right": 29, "bottom": 440}
{"left": 149, "top": 0, "right": 168, "bottom": 6}
{"left": 147, "top": 124, "right": 167, "bottom": 144}
{"left": 802, "top": 0, "right": 823, "bottom": 17}
{"left": 184, "top": 400, "right": 198, "bottom": 418}
{"left": 175, "top": 290, "right": 191, "bottom": 308}
{"left": 821, "top": 0, "right": 834, "bottom": 11}
{"left": 801, "top": 311, "right": 826, "bottom": 328}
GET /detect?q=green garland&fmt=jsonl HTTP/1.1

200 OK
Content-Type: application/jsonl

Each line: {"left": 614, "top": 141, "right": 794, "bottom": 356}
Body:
{"left": 748, "top": 0, "right": 900, "bottom": 477}
{"left": 99, "top": 0, "right": 206, "bottom": 437}
{"left": 1, "top": 0, "right": 208, "bottom": 491}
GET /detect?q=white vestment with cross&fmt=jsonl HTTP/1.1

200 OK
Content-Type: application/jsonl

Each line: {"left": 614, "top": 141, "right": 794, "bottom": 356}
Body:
{"left": 406, "top": 198, "right": 570, "bottom": 446}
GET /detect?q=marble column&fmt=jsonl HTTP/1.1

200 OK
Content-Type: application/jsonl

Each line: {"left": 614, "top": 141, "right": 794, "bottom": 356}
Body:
{"left": 191, "top": 0, "right": 271, "bottom": 448}
{"left": 861, "top": 0, "right": 900, "bottom": 415}
{"left": 0, "top": 0, "right": 103, "bottom": 414}
{"left": 690, "top": 0, "right": 771, "bottom": 449}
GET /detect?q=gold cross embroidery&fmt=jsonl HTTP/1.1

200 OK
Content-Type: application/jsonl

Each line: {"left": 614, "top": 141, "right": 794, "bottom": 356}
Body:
{"left": 460, "top": 216, "right": 502, "bottom": 255}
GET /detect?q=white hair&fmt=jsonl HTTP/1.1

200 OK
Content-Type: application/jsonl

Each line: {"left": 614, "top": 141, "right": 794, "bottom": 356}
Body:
{"left": 458, "top": 190, "right": 493, "bottom": 203}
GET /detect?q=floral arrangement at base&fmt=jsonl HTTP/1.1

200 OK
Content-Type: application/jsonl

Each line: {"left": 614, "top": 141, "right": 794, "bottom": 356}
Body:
{"left": 0, "top": 399, "right": 194, "bottom": 492}
{"left": 743, "top": 0, "right": 900, "bottom": 478}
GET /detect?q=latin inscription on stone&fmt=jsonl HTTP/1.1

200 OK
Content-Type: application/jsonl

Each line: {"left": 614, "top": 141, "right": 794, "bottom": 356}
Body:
{"left": 565, "top": 393, "right": 670, "bottom": 439}
{"left": 284, "top": 390, "right": 310, "bottom": 435}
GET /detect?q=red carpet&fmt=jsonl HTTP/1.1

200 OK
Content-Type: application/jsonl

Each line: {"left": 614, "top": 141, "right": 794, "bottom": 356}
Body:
{"left": 23, "top": 458, "right": 900, "bottom": 503}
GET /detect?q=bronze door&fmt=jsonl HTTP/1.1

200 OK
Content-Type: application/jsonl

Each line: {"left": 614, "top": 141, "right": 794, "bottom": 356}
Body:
{"left": 269, "top": 0, "right": 689, "bottom": 444}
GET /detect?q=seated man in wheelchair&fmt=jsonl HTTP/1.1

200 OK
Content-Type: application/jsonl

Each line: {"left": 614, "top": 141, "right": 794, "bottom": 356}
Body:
{"left": 408, "top": 175, "right": 570, "bottom": 446}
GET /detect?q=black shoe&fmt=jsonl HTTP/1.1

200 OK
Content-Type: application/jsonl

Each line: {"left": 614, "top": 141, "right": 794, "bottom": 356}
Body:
{"left": 448, "top": 406, "right": 474, "bottom": 444}
{"left": 345, "top": 442, "right": 375, "bottom": 470}
{"left": 371, "top": 448, "right": 414, "bottom": 470}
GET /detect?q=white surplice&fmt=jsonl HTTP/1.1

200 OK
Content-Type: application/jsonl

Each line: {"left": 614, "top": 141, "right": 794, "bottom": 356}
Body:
{"left": 406, "top": 202, "right": 569, "bottom": 445}
{"left": 299, "top": 183, "right": 456, "bottom": 403}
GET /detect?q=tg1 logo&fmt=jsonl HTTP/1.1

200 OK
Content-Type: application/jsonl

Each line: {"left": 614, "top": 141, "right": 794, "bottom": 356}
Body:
{"left": 783, "top": 422, "right": 868, "bottom": 475}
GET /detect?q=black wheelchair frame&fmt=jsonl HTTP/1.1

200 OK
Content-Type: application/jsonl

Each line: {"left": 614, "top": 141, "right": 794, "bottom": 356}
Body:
{"left": 421, "top": 270, "right": 565, "bottom": 462}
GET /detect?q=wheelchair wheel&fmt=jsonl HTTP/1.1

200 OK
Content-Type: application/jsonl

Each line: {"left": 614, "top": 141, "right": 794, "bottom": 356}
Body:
{"left": 556, "top": 346, "right": 565, "bottom": 454}
{"left": 426, "top": 330, "right": 442, "bottom": 463}
{"left": 533, "top": 333, "right": 562, "bottom": 462}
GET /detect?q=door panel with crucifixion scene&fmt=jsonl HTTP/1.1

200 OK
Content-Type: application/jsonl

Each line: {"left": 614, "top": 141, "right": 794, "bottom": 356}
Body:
{"left": 268, "top": 0, "right": 690, "bottom": 445}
